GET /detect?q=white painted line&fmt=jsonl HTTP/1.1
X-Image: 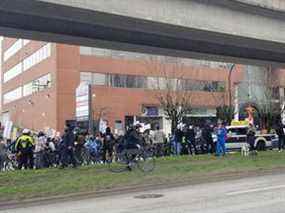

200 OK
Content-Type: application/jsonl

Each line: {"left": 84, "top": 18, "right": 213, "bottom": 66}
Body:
{"left": 227, "top": 184, "right": 285, "bottom": 196}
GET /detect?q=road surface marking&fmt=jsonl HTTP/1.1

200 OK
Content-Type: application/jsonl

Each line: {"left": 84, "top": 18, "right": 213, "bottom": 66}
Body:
{"left": 227, "top": 184, "right": 285, "bottom": 196}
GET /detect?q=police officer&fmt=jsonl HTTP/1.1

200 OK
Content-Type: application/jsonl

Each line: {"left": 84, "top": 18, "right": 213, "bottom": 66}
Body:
{"left": 15, "top": 129, "right": 35, "bottom": 169}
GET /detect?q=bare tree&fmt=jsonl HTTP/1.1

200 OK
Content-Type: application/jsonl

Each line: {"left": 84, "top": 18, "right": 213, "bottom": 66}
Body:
{"left": 215, "top": 94, "right": 234, "bottom": 125}
{"left": 252, "top": 66, "right": 281, "bottom": 130}
{"left": 211, "top": 64, "right": 236, "bottom": 124}
{"left": 92, "top": 106, "right": 110, "bottom": 132}
{"left": 144, "top": 57, "right": 193, "bottom": 134}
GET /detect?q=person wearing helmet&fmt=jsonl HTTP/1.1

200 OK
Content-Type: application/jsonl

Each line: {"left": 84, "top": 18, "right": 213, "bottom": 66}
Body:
{"left": 15, "top": 129, "right": 35, "bottom": 169}
{"left": 125, "top": 123, "right": 143, "bottom": 149}
{"left": 123, "top": 123, "right": 143, "bottom": 170}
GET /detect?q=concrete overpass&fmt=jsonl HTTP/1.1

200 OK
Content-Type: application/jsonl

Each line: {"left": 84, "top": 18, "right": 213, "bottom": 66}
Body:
{"left": 1, "top": 0, "right": 285, "bottom": 64}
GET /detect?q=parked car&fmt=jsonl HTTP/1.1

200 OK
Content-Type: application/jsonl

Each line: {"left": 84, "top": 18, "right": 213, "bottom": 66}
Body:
{"left": 213, "top": 125, "right": 278, "bottom": 151}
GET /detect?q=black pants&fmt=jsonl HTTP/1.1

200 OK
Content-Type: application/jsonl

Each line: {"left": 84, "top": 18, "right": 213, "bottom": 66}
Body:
{"left": 18, "top": 151, "right": 34, "bottom": 169}
{"left": 187, "top": 140, "right": 197, "bottom": 155}
{"left": 206, "top": 139, "right": 215, "bottom": 154}
{"left": 0, "top": 155, "right": 4, "bottom": 170}
{"left": 278, "top": 137, "right": 284, "bottom": 150}
{"left": 248, "top": 140, "right": 255, "bottom": 152}
{"left": 74, "top": 145, "right": 84, "bottom": 163}
{"left": 154, "top": 143, "right": 164, "bottom": 157}
{"left": 103, "top": 146, "right": 113, "bottom": 163}
{"left": 61, "top": 148, "right": 77, "bottom": 167}
{"left": 35, "top": 151, "right": 44, "bottom": 169}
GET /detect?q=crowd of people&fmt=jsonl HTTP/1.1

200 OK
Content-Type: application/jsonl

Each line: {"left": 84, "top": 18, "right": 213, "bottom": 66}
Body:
{"left": 0, "top": 123, "right": 154, "bottom": 170}
{"left": 1, "top": 119, "right": 283, "bottom": 171}
{"left": 0, "top": 121, "right": 231, "bottom": 171}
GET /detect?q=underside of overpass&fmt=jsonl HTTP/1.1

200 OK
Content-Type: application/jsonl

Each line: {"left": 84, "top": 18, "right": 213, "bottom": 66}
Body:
{"left": 0, "top": 0, "right": 285, "bottom": 65}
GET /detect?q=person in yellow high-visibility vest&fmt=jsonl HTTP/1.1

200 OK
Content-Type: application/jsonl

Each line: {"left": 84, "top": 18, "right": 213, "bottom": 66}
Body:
{"left": 15, "top": 129, "right": 35, "bottom": 169}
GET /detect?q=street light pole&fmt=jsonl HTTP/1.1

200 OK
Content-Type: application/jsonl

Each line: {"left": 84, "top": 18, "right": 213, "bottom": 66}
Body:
{"left": 88, "top": 85, "right": 93, "bottom": 136}
{"left": 228, "top": 64, "right": 236, "bottom": 107}
{"left": 234, "top": 82, "right": 239, "bottom": 121}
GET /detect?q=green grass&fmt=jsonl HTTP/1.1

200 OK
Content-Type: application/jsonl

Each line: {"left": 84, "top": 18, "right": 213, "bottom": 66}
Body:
{"left": 1, "top": 151, "right": 285, "bottom": 202}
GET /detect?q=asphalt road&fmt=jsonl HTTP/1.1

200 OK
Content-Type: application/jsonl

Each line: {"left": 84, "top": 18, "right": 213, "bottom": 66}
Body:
{"left": 3, "top": 172, "right": 285, "bottom": 213}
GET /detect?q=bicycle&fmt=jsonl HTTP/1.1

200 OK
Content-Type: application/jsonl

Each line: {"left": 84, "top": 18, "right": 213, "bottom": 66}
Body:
{"left": 2, "top": 151, "right": 18, "bottom": 171}
{"left": 108, "top": 144, "right": 155, "bottom": 173}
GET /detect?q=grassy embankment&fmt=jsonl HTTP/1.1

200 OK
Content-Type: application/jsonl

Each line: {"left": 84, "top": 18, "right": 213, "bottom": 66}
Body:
{"left": 1, "top": 151, "right": 285, "bottom": 202}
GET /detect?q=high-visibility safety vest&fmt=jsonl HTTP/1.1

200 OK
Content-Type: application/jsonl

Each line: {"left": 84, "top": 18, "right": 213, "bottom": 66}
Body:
{"left": 182, "top": 136, "right": 187, "bottom": 144}
{"left": 15, "top": 135, "right": 34, "bottom": 150}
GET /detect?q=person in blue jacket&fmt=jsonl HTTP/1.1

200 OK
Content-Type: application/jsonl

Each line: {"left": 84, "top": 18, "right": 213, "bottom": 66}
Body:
{"left": 216, "top": 122, "right": 227, "bottom": 156}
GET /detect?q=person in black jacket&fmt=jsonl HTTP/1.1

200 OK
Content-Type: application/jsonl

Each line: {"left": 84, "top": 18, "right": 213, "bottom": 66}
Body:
{"left": 60, "top": 126, "right": 77, "bottom": 168}
{"left": 276, "top": 121, "right": 284, "bottom": 152}
{"left": 185, "top": 125, "right": 197, "bottom": 155}
{"left": 103, "top": 127, "right": 115, "bottom": 163}
{"left": 174, "top": 127, "right": 183, "bottom": 155}
{"left": 247, "top": 123, "right": 256, "bottom": 152}
{"left": 125, "top": 124, "right": 142, "bottom": 149}
{"left": 202, "top": 125, "right": 215, "bottom": 154}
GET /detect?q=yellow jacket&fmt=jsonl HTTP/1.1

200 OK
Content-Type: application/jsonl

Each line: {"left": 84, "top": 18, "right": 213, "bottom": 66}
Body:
{"left": 15, "top": 135, "right": 34, "bottom": 150}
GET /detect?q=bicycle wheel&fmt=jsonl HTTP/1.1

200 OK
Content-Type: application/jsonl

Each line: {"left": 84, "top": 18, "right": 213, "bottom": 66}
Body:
{"left": 108, "top": 151, "right": 128, "bottom": 173}
{"left": 4, "top": 159, "right": 16, "bottom": 171}
{"left": 0, "top": 160, "right": 4, "bottom": 172}
{"left": 137, "top": 150, "right": 155, "bottom": 173}
{"left": 81, "top": 149, "right": 91, "bottom": 165}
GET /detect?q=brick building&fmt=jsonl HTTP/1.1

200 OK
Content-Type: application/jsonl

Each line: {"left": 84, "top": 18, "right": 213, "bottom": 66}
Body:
{"left": 1, "top": 38, "right": 246, "bottom": 134}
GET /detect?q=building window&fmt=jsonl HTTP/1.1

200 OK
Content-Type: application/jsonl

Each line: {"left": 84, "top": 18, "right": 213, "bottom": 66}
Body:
{"left": 272, "top": 87, "right": 280, "bottom": 100}
{"left": 147, "top": 77, "right": 159, "bottom": 90}
{"left": 3, "top": 74, "right": 51, "bottom": 104}
{"left": 3, "top": 39, "right": 23, "bottom": 62}
{"left": 135, "top": 76, "right": 147, "bottom": 88}
{"left": 80, "top": 72, "right": 107, "bottom": 86}
{"left": 3, "top": 87, "right": 22, "bottom": 104}
{"left": 80, "top": 72, "right": 225, "bottom": 93}
{"left": 23, "top": 73, "right": 51, "bottom": 96}
{"left": 80, "top": 46, "right": 152, "bottom": 61}
{"left": 3, "top": 39, "right": 31, "bottom": 62}
{"left": 93, "top": 73, "right": 107, "bottom": 85}
{"left": 126, "top": 75, "right": 136, "bottom": 88}
{"left": 23, "top": 82, "right": 33, "bottom": 97}
{"left": 80, "top": 46, "right": 110, "bottom": 57}
{"left": 80, "top": 72, "right": 92, "bottom": 84}
{"left": 79, "top": 46, "right": 233, "bottom": 69}
{"left": 32, "top": 73, "right": 52, "bottom": 92}
{"left": 3, "top": 62, "right": 22, "bottom": 83}
{"left": 110, "top": 74, "right": 127, "bottom": 88}
{"left": 23, "top": 43, "right": 51, "bottom": 71}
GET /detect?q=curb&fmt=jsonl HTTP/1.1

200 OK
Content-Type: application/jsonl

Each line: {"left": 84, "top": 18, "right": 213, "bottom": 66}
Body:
{"left": 1, "top": 167, "right": 285, "bottom": 210}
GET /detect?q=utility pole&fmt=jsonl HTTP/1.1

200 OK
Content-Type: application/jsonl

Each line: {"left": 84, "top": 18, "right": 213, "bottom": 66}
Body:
{"left": 88, "top": 85, "right": 94, "bottom": 136}
{"left": 234, "top": 83, "right": 239, "bottom": 121}
{"left": 228, "top": 64, "right": 236, "bottom": 107}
